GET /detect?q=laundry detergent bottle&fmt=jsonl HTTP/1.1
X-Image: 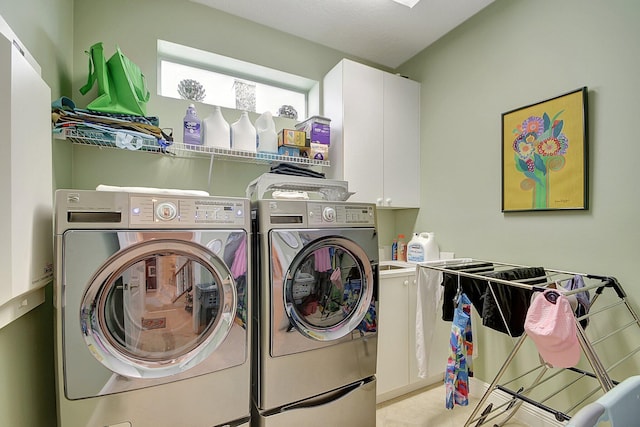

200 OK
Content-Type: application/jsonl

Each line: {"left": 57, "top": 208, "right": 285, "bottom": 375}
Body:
{"left": 231, "top": 111, "right": 257, "bottom": 152}
{"left": 255, "top": 111, "right": 278, "bottom": 153}
{"left": 407, "top": 232, "right": 439, "bottom": 263}
{"left": 202, "top": 105, "right": 230, "bottom": 149}
{"left": 183, "top": 103, "right": 202, "bottom": 145}
{"left": 397, "top": 234, "right": 407, "bottom": 262}
{"left": 391, "top": 238, "right": 398, "bottom": 261}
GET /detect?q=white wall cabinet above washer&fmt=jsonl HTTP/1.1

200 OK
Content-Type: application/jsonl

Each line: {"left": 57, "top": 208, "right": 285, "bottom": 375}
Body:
{"left": 324, "top": 59, "right": 421, "bottom": 209}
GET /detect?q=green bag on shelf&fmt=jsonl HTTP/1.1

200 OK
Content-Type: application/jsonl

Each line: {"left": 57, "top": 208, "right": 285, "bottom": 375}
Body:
{"left": 79, "top": 42, "right": 150, "bottom": 116}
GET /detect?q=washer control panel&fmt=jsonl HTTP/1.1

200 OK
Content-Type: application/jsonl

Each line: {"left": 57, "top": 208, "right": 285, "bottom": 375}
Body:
{"left": 308, "top": 202, "right": 375, "bottom": 226}
{"left": 130, "top": 196, "right": 246, "bottom": 226}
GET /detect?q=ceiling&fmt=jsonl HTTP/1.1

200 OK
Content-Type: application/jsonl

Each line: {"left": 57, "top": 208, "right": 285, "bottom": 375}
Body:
{"left": 190, "top": 0, "right": 494, "bottom": 69}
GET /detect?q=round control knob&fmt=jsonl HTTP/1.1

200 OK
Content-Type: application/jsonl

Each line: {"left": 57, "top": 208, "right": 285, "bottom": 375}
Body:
{"left": 156, "top": 202, "right": 177, "bottom": 221}
{"left": 322, "top": 206, "right": 336, "bottom": 222}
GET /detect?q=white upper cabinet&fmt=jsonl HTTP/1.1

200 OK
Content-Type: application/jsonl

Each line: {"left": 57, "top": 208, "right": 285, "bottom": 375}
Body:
{"left": 0, "top": 17, "right": 53, "bottom": 329}
{"left": 324, "top": 59, "right": 420, "bottom": 208}
{"left": 382, "top": 72, "right": 421, "bottom": 208}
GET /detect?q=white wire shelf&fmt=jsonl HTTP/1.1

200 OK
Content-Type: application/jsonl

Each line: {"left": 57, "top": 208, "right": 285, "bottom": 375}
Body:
{"left": 54, "top": 127, "right": 330, "bottom": 167}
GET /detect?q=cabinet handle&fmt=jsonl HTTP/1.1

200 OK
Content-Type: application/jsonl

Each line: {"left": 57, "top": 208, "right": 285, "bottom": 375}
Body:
{"left": 385, "top": 198, "right": 392, "bottom": 206}
{"left": 376, "top": 198, "right": 383, "bottom": 206}
{"left": 403, "top": 280, "right": 409, "bottom": 286}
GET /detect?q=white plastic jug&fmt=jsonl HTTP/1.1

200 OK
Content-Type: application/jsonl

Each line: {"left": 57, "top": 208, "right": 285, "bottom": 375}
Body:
{"left": 255, "top": 111, "right": 278, "bottom": 153}
{"left": 202, "top": 105, "right": 230, "bottom": 149}
{"left": 407, "top": 232, "right": 439, "bottom": 263}
{"left": 231, "top": 111, "right": 257, "bottom": 153}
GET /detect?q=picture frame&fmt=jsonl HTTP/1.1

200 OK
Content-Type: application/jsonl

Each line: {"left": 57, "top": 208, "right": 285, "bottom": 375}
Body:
{"left": 501, "top": 87, "right": 588, "bottom": 212}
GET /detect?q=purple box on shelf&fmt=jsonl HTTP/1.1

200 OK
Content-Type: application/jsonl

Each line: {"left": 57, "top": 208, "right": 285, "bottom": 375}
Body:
{"left": 295, "top": 116, "right": 331, "bottom": 146}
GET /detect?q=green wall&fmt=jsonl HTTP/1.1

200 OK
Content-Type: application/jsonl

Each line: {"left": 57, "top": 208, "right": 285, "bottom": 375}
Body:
{"left": 398, "top": 0, "right": 640, "bottom": 384}
{"left": 3, "top": 0, "right": 640, "bottom": 425}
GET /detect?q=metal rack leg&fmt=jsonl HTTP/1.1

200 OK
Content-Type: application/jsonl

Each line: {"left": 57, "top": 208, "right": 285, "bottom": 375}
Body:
{"left": 464, "top": 334, "right": 530, "bottom": 427}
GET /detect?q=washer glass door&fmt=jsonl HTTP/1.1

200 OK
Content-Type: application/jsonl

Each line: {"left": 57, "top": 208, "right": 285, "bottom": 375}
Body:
{"left": 279, "top": 234, "right": 375, "bottom": 343}
{"left": 80, "top": 236, "right": 237, "bottom": 379}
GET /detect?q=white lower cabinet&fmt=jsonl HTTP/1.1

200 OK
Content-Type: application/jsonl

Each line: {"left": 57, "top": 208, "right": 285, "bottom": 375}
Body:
{"left": 377, "top": 270, "right": 449, "bottom": 403}
{"left": 377, "top": 273, "right": 412, "bottom": 396}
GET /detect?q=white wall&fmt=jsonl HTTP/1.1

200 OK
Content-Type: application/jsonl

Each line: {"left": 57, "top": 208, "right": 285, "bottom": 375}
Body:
{"left": 399, "top": 0, "right": 640, "bottom": 382}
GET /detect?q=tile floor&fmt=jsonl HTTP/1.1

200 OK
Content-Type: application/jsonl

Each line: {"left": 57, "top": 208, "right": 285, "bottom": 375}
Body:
{"left": 376, "top": 383, "right": 531, "bottom": 427}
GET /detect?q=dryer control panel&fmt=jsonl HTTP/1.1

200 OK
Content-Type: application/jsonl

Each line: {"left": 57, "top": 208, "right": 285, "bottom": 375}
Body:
{"left": 307, "top": 202, "right": 375, "bottom": 226}
{"left": 130, "top": 196, "right": 246, "bottom": 226}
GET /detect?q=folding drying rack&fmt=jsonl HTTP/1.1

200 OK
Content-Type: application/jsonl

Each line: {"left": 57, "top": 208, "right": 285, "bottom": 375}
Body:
{"left": 421, "top": 259, "right": 640, "bottom": 426}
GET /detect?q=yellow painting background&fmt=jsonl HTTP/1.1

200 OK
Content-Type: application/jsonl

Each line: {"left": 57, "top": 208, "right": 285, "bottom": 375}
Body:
{"left": 502, "top": 89, "right": 586, "bottom": 211}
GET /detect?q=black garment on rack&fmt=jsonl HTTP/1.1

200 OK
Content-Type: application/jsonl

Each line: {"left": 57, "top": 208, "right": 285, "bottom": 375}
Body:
{"left": 481, "top": 267, "right": 545, "bottom": 337}
{"left": 442, "top": 266, "right": 545, "bottom": 337}
{"left": 442, "top": 262, "right": 495, "bottom": 321}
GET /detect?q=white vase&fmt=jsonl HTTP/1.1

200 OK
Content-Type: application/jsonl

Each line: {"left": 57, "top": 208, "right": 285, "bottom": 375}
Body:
{"left": 202, "top": 106, "right": 230, "bottom": 149}
{"left": 231, "top": 111, "right": 257, "bottom": 153}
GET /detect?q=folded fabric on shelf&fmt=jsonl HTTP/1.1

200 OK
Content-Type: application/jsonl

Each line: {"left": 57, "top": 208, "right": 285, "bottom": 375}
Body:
{"left": 270, "top": 163, "right": 325, "bottom": 178}
{"left": 51, "top": 97, "right": 172, "bottom": 149}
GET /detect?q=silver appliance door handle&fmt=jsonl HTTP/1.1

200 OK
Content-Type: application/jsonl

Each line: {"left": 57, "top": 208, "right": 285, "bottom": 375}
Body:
{"left": 279, "top": 377, "right": 373, "bottom": 413}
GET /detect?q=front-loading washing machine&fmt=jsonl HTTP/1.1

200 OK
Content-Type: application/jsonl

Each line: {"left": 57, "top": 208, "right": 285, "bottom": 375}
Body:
{"left": 54, "top": 189, "right": 251, "bottom": 427}
{"left": 251, "top": 199, "right": 379, "bottom": 427}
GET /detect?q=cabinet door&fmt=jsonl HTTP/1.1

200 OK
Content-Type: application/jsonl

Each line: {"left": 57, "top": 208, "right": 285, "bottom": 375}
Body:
{"left": 341, "top": 60, "right": 384, "bottom": 204}
{"left": 383, "top": 73, "right": 421, "bottom": 208}
{"left": 0, "top": 35, "right": 52, "bottom": 308}
{"left": 376, "top": 275, "right": 410, "bottom": 395}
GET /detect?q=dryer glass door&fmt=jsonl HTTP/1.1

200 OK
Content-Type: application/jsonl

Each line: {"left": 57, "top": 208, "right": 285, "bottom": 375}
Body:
{"left": 79, "top": 235, "right": 239, "bottom": 379}
{"left": 277, "top": 233, "right": 376, "bottom": 343}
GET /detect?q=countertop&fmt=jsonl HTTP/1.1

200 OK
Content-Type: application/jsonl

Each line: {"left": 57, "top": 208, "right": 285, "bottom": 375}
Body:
{"left": 379, "top": 260, "right": 417, "bottom": 277}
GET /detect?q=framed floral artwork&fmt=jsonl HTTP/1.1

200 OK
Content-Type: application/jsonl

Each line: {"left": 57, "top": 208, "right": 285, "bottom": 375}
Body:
{"left": 502, "top": 87, "right": 588, "bottom": 212}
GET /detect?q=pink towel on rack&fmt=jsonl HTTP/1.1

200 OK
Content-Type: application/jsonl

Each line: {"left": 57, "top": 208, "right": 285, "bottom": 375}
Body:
{"left": 314, "top": 247, "right": 331, "bottom": 272}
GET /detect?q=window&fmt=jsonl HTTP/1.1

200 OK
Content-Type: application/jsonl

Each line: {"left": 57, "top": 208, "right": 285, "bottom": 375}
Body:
{"left": 157, "top": 40, "right": 317, "bottom": 120}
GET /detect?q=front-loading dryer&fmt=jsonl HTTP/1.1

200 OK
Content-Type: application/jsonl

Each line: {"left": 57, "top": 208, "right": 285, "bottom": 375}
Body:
{"left": 252, "top": 199, "right": 379, "bottom": 427}
{"left": 54, "top": 189, "right": 251, "bottom": 427}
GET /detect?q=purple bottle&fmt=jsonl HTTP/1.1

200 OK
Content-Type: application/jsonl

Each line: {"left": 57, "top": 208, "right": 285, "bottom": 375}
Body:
{"left": 183, "top": 104, "right": 202, "bottom": 145}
